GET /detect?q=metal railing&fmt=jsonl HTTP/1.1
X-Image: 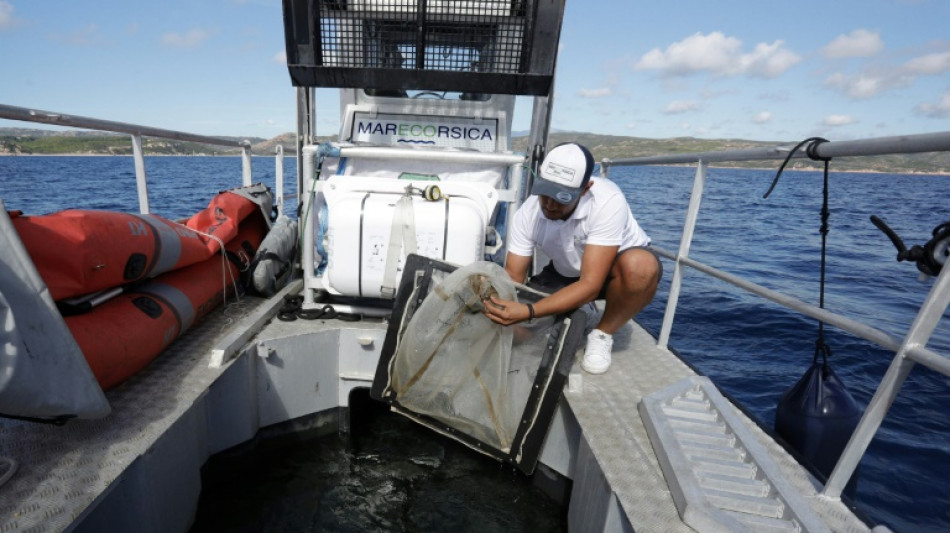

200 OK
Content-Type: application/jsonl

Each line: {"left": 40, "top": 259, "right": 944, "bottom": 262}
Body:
{"left": 0, "top": 104, "right": 255, "bottom": 214}
{"left": 601, "top": 131, "right": 950, "bottom": 500}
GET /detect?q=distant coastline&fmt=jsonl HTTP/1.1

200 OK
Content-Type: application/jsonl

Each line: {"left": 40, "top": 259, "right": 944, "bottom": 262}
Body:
{"left": 2, "top": 128, "right": 948, "bottom": 175}
{"left": 0, "top": 153, "right": 265, "bottom": 157}
{"left": 5, "top": 153, "right": 946, "bottom": 177}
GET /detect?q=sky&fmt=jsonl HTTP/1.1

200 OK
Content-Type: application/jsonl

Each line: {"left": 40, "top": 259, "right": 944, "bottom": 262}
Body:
{"left": 1, "top": 0, "right": 949, "bottom": 142}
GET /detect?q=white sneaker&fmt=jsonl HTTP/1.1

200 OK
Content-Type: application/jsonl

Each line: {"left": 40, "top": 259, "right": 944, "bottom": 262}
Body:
{"left": 582, "top": 329, "right": 613, "bottom": 374}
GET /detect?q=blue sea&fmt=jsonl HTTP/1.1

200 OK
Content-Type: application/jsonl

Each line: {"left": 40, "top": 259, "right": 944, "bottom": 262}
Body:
{"left": 1, "top": 155, "right": 948, "bottom": 532}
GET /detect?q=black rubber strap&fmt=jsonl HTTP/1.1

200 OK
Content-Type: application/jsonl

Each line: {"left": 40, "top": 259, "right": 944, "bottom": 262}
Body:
{"left": 763, "top": 137, "right": 829, "bottom": 199}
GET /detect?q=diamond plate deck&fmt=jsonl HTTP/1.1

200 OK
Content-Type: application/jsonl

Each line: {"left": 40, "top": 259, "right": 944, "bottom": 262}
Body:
{"left": 0, "top": 296, "right": 272, "bottom": 533}
{"left": 563, "top": 319, "right": 871, "bottom": 533}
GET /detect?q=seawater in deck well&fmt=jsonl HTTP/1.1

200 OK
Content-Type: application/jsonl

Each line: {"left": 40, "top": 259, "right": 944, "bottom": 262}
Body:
{"left": 190, "top": 389, "right": 568, "bottom": 531}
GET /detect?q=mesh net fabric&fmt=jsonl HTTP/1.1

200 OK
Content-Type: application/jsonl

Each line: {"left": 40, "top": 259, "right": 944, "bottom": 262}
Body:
{"left": 389, "top": 261, "right": 556, "bottom": 452}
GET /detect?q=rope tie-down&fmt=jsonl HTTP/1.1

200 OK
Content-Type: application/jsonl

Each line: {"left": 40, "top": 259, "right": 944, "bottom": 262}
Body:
{"left": 768, "top": 137, "right": 862, "bottom": 497}
{"left": 763, "top": 137, "right": 833, "bottom": 364}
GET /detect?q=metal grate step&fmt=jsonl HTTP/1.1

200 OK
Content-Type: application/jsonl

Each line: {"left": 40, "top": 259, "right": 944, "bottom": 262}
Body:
{"left": 639, "top": 376, "right": 831, "bottom": 533}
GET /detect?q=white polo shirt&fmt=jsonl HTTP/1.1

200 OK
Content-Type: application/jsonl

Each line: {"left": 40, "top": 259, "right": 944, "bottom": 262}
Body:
{"left": 508, "top": 177, "right": 650, "bottom": 277}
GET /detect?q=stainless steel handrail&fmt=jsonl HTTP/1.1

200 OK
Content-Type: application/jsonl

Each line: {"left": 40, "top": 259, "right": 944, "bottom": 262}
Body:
{"left": 602, "top": 131, "right": 950, "bottom": 166}
{"left": 650, "top": 245, "right": 904, "bottom": 353}
{"left": 0, "top": 104, "right": 255, "bottom": 213}
{"left": 601, "top": 131, "right": 950, "bottom": 502}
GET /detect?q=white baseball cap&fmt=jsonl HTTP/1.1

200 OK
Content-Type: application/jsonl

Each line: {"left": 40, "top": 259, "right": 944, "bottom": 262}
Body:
{"left": 530, "top": 143, "right": 595, "bottom": 204}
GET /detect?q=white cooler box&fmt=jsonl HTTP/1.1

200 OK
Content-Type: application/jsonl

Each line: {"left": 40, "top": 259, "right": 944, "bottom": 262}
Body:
{"left": 320, "top": 176, "right": 499, "bottom": 298}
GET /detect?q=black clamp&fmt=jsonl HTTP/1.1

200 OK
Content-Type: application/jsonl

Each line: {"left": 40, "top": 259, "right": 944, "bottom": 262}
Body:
{"left": 871, "top": 216, "right": 950, "bottom": 278}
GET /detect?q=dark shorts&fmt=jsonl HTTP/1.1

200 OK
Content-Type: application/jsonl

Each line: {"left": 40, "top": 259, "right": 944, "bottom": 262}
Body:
{"left": 525, "top": 246, "right": 663, "bottom": 298}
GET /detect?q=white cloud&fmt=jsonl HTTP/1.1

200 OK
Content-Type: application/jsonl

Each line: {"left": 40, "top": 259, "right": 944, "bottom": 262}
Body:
{"left": 634, "top": 32, "right": 800, "bottom": 79}
{"left": 0, "top": 1, "right": 19, "bottom": 30}
{"left": 824, "top": 49, "right": 949, "bottom": 99}
{"left": 636, "top": 32, "right": 741, "bottom": 75}
{"left": 663, "top": 100, "right": 698, "bottom": 114}
{"left": 915, "top": 91, "right": 950, "bottom": 118}
{"left": 822, "top": 29, "right": 884, "bottom": 59}
{"left": 752, "top": 111, "right": 772, "bottom": 124}
{"left": 738, "top": 41, "right": 802, "bottom": 78}
{"left": 824, "top": 70, "right": 913, "bottom": 99}
{"left": 823, "top": 114, "right": 856, "bottom": 127}
{"left": 903, "top": 51, "right": 950, "bottom": 76}
{"left": 272, "top": 51, "right": 287, "bottom": 65}
{"left": 577, "top": 87, "right": 611, "bottom": 98}
{"left": 162, "top": 28, "right": 214, "bottom": 48}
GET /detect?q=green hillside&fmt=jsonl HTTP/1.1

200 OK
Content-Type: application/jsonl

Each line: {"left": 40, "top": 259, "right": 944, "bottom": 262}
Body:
{"left": 524, "top": 133, "right": 950, "bottom": 174}
{"left": 0, "top": 130, "right": 269, "bottom": 156}
{"left": 2, "top": 128, "right": 948, "bottom": 174}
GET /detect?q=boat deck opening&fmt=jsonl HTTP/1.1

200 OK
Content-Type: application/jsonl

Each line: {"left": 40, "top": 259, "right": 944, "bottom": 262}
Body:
{"left": 1, "top": 288, "right": 874, "bottom": 533}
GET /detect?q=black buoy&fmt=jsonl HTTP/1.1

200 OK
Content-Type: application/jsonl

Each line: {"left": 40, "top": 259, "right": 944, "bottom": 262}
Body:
{"left": 775, "top": 359, "right": 862, "bottom": 498}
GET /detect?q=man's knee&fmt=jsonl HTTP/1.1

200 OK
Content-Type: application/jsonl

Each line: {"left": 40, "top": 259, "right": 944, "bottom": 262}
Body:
{"left": 615, "top": 247, "right": 661, "bottom": 293}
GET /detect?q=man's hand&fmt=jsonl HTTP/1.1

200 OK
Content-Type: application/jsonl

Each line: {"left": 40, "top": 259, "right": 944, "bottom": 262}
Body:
{"left": 482, "top": 295, "right": 532, "bottom": 326}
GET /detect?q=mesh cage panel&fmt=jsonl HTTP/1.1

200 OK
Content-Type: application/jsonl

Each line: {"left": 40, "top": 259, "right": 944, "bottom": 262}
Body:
{"left": 319, "top": 1, "right": 526, "bottom": 73}
{"left": 387, "top": 261, "right": 563, "bottom": 452}
{"left": 283, "top": 0, "right": 563, "bottom": 94}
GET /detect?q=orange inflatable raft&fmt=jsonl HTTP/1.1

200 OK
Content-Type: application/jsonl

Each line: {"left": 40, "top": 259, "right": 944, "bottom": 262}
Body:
{"left": 11, "top": 187, "right": 271, "bottom": 390}
{"left": 11, "top": 190, "right": 262, "bottom": 301}
{"left": 64, "top": 209, "right": 268, "bottom": 390}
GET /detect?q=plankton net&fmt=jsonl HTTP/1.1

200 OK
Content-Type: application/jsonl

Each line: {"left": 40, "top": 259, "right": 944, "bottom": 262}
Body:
{"left": 372, "top": 254, "right": 586, "bottom": 473}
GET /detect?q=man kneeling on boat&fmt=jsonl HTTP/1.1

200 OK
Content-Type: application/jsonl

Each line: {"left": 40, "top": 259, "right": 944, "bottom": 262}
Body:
{"left": 482, "top": 142, "right": 662, "bottom": 374}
